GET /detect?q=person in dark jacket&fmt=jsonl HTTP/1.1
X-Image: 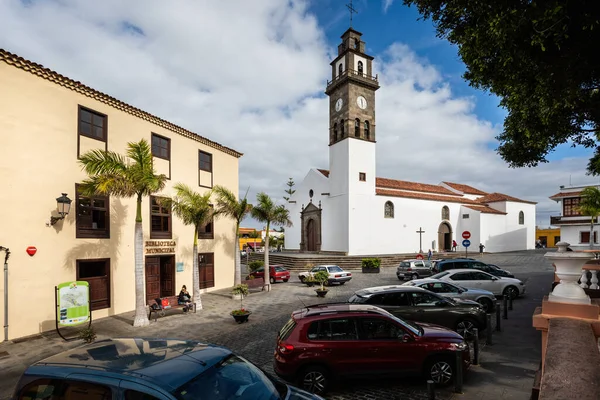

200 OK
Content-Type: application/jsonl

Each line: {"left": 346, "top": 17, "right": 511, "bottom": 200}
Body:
{"left": 178, "top": 285, "right": 193, "bottom": 312}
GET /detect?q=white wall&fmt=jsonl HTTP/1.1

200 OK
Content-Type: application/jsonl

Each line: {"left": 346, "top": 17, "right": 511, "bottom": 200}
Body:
{"left": 354, "top": 55, "right": 367, "bottom": 74}
{"left": 336, "top": 58, "right": 346, "bottom": 77}
{"left": 561, "top": 225, "right": 599, "bottom": 249}
{"left": 456, "top": 206, "right": 481, "bottom": 254}
{"left": 478, "top": 202, "right": 536, "bottom": 252}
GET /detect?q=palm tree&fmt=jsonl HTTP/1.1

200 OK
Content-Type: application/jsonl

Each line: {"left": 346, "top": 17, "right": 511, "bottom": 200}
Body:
{"left": 578, "top": 187, "right": 600, "bottom": 249}
{"left": 79, "top": 139, "right": 167, "bottom": 327}
{"left": 251, "top": 192, "right": 292, "bottom": 290}
{"left": 213, "top": 186, "right": 251, "bottom": 285}
{"left": 166, "top": 183, "right": 213, "bottom": 310}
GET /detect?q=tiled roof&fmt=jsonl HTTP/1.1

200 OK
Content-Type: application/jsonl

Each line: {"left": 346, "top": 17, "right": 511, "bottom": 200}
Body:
{"left": 549, "top": 191, "right": 583, "bottom": 200}
{"left": 442, "top": 182, "right": 487, "bottom": 196}
{"left": 476, "top": 192, "right": 537, "bottom": 205}
{"left": 376, "top": 189, "right": 479, "bottom": 204}
{"left": 376, "top": 177, "right": 457, "bottom": 195}
{"left": 317, "top": 169, "right": 330, "bottom": 177}
{"left": 0, "top": 49, "right": 243, "bottom": 158}
{"left": 463, "top": 205, "right": 507, "bottom": 215}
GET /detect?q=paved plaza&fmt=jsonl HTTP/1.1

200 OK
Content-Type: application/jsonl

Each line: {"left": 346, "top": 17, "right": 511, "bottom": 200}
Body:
{"left": 0, "top": 250, "right": 555, "bottom": 399}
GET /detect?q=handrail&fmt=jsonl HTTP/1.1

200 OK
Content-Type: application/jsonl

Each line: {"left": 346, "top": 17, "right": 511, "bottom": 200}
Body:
{"left": 327, "top": 68, "right": 378, "bottom": 86}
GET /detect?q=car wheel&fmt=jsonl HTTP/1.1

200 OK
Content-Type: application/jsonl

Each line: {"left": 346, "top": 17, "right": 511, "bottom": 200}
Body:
{"left": 456, "top": 319, "right": 477, "bottom": 339}
{"left": 411, "top": 273, "right": 419, "bottom": 280}
{"left": 270, "top": 277, "right": 276, "bottom": 284}
{"left": 477, "top": 298, "right": 494, "bottom": 313}
{"left": 397, "top": 275, "right": 403, "bottom": 281}
{"left": 503, "top": 285, "right": 519, "bottom": 300}
{"left": 299, "top": 276, "right": 306, "bottom": 283}
{"left": 339, "top": 282, "right": 345, "bottom": 285}
{"left": 426, "top": 357, "right": 454, "bottom": 386}
{"left": 283, "top": 279, "right": 289, "bottom": 282}
{"left": 299, "top": 365, "right": 330, "bottom": 395}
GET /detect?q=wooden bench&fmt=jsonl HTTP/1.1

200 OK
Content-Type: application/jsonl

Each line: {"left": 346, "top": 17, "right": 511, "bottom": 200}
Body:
{"left": 245, "top": 277, "right": 265, "bottom": 292}
{"left": 147, "top": 295, "right": 196, "bottom": 322}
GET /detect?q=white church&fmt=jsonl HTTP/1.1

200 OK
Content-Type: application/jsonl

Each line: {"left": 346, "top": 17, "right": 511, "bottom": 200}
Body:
{"left": 284, "top": 28, "right": 536, "bottom": 255}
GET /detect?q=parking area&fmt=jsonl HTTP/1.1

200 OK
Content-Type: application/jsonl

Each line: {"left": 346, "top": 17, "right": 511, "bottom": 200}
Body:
{"left": 0, "top": 250, "right": 555, "bottom": 399}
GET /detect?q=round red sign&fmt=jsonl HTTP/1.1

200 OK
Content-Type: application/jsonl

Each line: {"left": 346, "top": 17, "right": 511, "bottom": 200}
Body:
{"left": 416, "top": 254, "right": 424, "bottom": 260}
{"left": 462, "top": 231, "right": 471, "bottom": 239}
{"left": 26, "top": 246, "right": 37, "bottom": 256}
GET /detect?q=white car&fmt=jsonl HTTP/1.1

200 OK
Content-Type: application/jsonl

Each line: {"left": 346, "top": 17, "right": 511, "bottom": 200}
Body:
{"left": 403, "top": 278, "right": 497, "bottom": 313}
{"left": 429, "top": 269, "right": 525, "bottom": 299}
{"left": 298, "top": 265, "right": 352, "bottom": 285}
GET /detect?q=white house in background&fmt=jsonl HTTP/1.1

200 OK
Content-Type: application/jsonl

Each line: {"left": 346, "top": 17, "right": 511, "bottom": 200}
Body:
{"left": 549, "top": 184, "right": 600, "bottom": 249}
{"left": 261, "top": 229, "right": 284, "bottom": 241}
{"left": 284, "top": 27, "right": 536, "bottom": 255}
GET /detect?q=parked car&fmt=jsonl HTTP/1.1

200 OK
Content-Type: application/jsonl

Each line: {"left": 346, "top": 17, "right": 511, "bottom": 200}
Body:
{"left": 13, "top": 338, "right": 323, "bottom": 400}
{"left": 274, "top": 303, "right": 470, "bottom": 395}
{"left": 298, "top": 265, "right": 352, "bottom": 285}
{"left": 431, "top": 258, "right": 480, "bottom": 273}
{"left": 483, "top": 263, "right": 515, "bottom": 278}
{"left": 403, "top": 278, "right": 497, "bottom": 313}
{"left": 249, "top": 264, "right": 291, "bottom": 283}
{"left": 396, "top": 259, "right": 435, "bottom": 280}
{"left": 348, "top": 285, "right": 486, "bottom": 338}
{"left": 430, "top": 269, "right": 526, "bottom": 299}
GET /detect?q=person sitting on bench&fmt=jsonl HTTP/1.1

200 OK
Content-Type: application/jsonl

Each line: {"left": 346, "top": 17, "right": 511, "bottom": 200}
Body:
{"left": 178, "top": 285, "right": 192, "bottom": 312}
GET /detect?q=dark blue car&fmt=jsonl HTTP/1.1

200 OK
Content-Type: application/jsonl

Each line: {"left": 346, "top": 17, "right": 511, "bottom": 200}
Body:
{"left": 12, "top": 338, "right": 323, "bottom": 400}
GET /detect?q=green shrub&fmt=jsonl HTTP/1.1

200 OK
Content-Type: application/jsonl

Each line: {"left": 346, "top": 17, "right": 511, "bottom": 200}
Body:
{"left": 248, "top": 260, "right": 264, "bottom": 272}
{"left": 313, "top": 270, "right": 330, "bottom": 291}
{"left": 232, "top": 284, "right": 249, "bottom": 296}
{"left": 361, "top": 258, "right": 381, "bottom": 269}
{"left": 78, "top": 326, "right": 97, "bottom": 343}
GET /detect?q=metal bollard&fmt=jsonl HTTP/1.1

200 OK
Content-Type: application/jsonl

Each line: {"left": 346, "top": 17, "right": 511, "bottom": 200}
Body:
{"left": 509, "top": 295, "right": 513, "bottom": 311}
{"left": 495, "top": 303, "right": 502, "bottom": 332}
{"left": 427, "top": 380, "right": 436, "bottom": 400}
{"left": 486, "top": 313, "right": 493, "bottom": 345}
{"left": 503, "top": 296, "right": 508, "bottom": 320}
{"left": 472, "top": 328, "right": 479, "bottom": 365}
{"left": 454, "top": 350, "right": 463, "bottom": 393}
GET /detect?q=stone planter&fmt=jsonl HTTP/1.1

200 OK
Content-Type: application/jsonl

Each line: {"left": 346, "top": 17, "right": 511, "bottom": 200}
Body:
{"left": 315, "top": 289, "right": 328, "bottom": 298}
{"left": 231, "top": 311, "right": 251, "bottom": 323}
{"left": 546, "top": 242, "right": 594, "bottom": 304}
{"left": 362, "top": 267, "right": 380, "bottom": 273}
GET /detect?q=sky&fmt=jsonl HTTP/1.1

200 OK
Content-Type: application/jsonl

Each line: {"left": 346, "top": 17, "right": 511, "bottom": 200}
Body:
{"left": 1, "top": 0, "right": 598, "bottom": 230}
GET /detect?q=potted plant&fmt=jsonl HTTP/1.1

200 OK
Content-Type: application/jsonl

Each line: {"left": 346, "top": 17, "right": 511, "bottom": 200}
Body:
{"left": 303, "top": 275, "right": 317, "bottom": 287}
{"left": 313, "top": 270, "right": 330, "bottom": 297}
{"left": 362, "top": 258, "right": 381, "bottom": 273}
{"left": 231, "top": 284, "right": 251, "bottom": 323}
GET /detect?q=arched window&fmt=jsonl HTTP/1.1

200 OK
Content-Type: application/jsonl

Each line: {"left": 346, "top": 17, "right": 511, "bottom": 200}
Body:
{"left": 442, "top": 206, "right": 450, "bottom": 220}
{"left": 357, "top": 61, "right": 364, "bottom": 76}
{"left": 333, "top": 123, "right": 337, "bottom": 142}
{"left": 519, "top": 211, "right": 524, "bottom": 225}
{"left": 354, "top": 38, "right": 359, "bottom": 49}
{"left": 355, "top": 119, "right": 360, "bottom": 137}
{"left": 384, "top": 201, "right": 394, "bottom": 218}
{"left": 340, "top": 119, "right": 344, "bottom": 137}
{"left": 364, "top": 120, "right": 370, "bottom": 139}
{"left": 338, "top": 63, "right": 343, "bottom": 77}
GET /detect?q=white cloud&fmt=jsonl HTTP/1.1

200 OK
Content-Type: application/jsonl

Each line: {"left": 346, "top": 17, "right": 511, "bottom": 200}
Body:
{"left": 382, "top": 0, "right": 395, "bottom": 13}
{"left": 0, "top": 0, "right": 590, "bottom": 229}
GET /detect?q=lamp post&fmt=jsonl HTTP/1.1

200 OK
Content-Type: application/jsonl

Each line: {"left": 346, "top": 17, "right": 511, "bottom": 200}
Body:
{"left": 50, "top": 193, "right": 72, "bottom": 225}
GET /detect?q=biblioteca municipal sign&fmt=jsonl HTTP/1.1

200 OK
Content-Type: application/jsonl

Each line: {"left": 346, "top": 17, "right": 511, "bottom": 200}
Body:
{"left": 145, "top": 240, "right": 176, "bottom": 254}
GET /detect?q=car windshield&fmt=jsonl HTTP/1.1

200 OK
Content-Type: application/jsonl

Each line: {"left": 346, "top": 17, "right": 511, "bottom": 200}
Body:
{"left": 173, "top": 354, "right": 283, "bottom": 400}
{"left": 430, "top": 271, "right": 450, "bottom": 279}
{"left": 388, "top": 314, "right": 422, "bottom": 336}
{"left": 399, "top": 262, "right": 410, "bottom": 268}
{"left": 274, "top": 267, "right": 286, "bottom": 272}
{"left": 327, "top": 266, "right": 343, "bottom": 272}
{"left": 488, "top": 264, "right": 501, "bottom": 270}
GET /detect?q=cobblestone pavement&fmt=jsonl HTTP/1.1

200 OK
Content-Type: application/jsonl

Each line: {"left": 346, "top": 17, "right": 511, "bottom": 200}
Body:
{"left": 0, "top": 250, "right": 554, "bottom": 399}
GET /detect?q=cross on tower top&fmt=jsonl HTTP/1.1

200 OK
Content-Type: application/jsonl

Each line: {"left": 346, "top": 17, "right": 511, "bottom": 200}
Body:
{"left": 346, "top": 0, "right": 358, "bottom": 27}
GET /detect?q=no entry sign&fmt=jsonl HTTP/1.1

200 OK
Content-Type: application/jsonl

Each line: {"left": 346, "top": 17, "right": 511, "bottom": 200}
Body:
{"left": 462, "top": 231, "right": 471, "bottom": 239}
{"left": 416, "top": 254, "right": 424, "bottom": 260}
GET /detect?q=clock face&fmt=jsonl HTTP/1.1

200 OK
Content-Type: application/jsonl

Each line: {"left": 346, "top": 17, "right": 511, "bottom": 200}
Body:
{"left": 335, "top": 98, "right": 343, "bottom": 112}
{"left": 357, "top": 96, "right": 367, "bottom": 110}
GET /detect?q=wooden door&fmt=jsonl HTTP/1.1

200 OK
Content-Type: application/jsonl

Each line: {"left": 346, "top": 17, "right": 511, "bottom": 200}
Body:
{"left": 145, "top": 257, "right": 161, "bottom": 302}
{"left": 307, "top": 219, "right": 316, "bottom": 251}
{"left": 87, "top": 276, "right": 110, "bottom": 310}
{"left": 160, "top": 256, "right": 175, "bottom": 297}
{"left": 199, "top": 253, "right": 215, "bottom": 289}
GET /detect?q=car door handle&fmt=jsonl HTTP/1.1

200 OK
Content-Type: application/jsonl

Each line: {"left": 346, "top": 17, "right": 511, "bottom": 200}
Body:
{"left": 369, "top": 348, "right": 379, "bottom": 352}
{"left": 417, "top": 309, "right": 425, "bottom": 313}
{"left": 321, "top": 348, "right": 332, "bottom": 353}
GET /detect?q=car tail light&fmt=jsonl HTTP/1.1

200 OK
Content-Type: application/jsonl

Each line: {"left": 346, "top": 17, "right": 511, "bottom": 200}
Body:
{"left": 407, "top": 268, "right": 413, "bottom": 271}
{"left": 278, "top": 343, "right": 294, "bottom": 354}
{"left": 335, "top": 274, "right": 341, "bottom": 278}
{"left": 348, "top": 273, "right": 351, "bottom": 276}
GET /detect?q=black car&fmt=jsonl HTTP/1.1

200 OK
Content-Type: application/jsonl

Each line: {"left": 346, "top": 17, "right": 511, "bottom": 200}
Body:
{"left": 433, "top": 259, "right": 514, "bottom": 278}
{"left": 348, "top": 285, "right": 487, "bottom": 338}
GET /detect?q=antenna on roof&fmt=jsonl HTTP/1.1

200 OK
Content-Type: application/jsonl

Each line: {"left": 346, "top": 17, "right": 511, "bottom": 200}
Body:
{"left": 298, "top": 297, "right": 308, "bottom": 308}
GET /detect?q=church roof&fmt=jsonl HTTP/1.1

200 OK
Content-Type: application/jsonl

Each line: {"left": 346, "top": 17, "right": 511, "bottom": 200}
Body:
{"left": 442, "top": 182, "right": 488, "bottom": 196}
{"left": 0, "top": 49, "right": 243, "bottom": 158}
{"left": 463, "top": 205, "right": 507, "bottom": 215}
{"left": 476, "top": 192, "right": 537, "bottom": 205}
{"left": 376, "top": 189, "right": 479, "bottom": 204}
{"left": 317, "top": 169, "right": 330, "bottom": 178}
{"left": 376, "top": 177, "right": 457, "bottom": 195}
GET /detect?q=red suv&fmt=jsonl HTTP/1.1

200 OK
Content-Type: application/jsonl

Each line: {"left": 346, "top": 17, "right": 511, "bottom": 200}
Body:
{"left": 274, "top": 303, "right": 470, "bottom": 395}
{"left": 248, "top": 265, "right": 290, "bottom": 283}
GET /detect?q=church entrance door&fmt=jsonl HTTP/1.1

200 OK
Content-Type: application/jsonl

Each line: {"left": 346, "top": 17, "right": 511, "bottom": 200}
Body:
{"left": 437, "top": 222, "right": 452, "bottom": 252}
{"left": 306, "top": 219, "right": 317, "bottom": 252}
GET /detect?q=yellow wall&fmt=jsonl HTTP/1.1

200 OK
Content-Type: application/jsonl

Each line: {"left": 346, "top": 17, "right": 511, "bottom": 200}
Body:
{"left": 536, "top": 228, "right": 561, "bottom": 248}
{"left": 0, "top": 62, "right": 240, "bottom": 339}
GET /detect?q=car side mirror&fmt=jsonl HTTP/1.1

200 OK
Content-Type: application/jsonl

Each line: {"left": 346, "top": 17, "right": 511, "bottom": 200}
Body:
{"left": 401, "top": 334, "right": 413, "bottom": 342}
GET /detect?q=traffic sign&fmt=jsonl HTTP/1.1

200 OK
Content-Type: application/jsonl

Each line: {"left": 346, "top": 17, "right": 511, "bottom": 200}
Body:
{"left": 462, "top": 231, "right": 471, "bottom": 239}
{"left": 462, "top": 239, "right": 471, "bottom": 248}
{"left": 416, "top": 254, "right": 424, "bottom": 260}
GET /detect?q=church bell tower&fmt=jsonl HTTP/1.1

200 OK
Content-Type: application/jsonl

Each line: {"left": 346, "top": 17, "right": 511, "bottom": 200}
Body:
{"left": 326, "top": 28, "right": 379, "bottom": 198}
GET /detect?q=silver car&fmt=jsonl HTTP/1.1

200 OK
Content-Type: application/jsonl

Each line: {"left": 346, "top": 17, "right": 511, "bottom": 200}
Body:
{"left": 404, "top": 278, "right": 497, "bottom": 313}
{"left": 396, "top": 259, "right": 435, "bottom": 280}
{"left": 298, "top": 265, "right": 352, "bottom": 285}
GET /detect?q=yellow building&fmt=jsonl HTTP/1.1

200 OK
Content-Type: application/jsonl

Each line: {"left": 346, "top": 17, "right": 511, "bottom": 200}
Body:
{"left": 536, "top": 227, "right": 561, "bottom": 248}
{"left": 0, "top": 49, "right": 242, "bottom": 340}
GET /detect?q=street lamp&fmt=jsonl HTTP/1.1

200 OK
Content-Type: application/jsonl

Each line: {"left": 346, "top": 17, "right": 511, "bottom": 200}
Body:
{"left": 50, "top": 193, "right": 72, "bottom": 225}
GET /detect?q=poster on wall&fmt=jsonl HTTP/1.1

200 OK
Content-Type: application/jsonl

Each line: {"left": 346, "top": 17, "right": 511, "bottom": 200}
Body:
{"left": 176, "top": 262, "right": 184, "bottom": 272}
{"left": 56, "top": 281, "right": 90, "bottom": 326}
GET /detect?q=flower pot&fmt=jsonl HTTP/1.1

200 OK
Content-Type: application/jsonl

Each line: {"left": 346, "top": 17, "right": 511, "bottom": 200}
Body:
{"left": 315, "top": 289, "right": 328, "bottom": 298}
{"left": 230, "top": 311, "right": 252, "bottom": 323}
{"left": 362, "top": 267, "right": 380, "bottom": 273}
{"left": 545, "top": 242, "right": 594, "bottom": 304}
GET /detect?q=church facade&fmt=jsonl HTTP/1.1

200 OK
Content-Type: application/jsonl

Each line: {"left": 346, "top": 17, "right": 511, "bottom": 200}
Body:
{"left": 284, "top": 28, "right": 536, "bottom": 255}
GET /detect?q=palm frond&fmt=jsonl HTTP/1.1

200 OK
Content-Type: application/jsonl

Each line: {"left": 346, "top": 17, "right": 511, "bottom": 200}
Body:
{"left": 251, "top": 192, "right": 275, "bottom": 223}
{"left": 271, "top": 205, "right": 293, "bottom": 227}
{"left": 170, "top": 184, "right": 214, "bottom": 228}
{"left": 213, "top": 185, "right": 250, "bottom": 223}
{"left": 79, "top": 149, "right": 128, "bottom": 176}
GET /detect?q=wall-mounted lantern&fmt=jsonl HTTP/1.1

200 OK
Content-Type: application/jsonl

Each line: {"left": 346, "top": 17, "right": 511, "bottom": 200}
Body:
{"left": 50, "top": 193, "right": 72, "bottom": 225}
